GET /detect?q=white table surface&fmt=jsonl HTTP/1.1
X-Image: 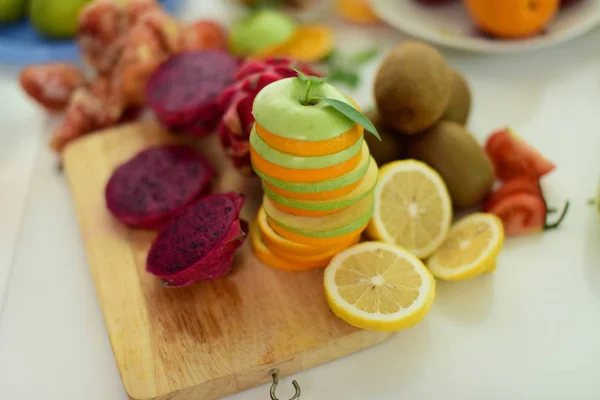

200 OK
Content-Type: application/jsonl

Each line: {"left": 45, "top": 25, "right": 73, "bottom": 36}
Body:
{"left": 1, "top": 1, "right": 600, "bottom": 399}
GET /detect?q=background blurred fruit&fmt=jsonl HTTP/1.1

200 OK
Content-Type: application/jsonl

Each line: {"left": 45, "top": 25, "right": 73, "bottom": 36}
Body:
{"left": 415, "top": 0, "right": 458, "bottom": 4}
{"left": 374, "top": 41, "right": 452, "bottom": 134}
{"left": 254, "top": 24, "right": 334, "bottom": 63}
{"left": 443, "top": 69, "right": 471, "bottom": 125}
{"left": 464, "top": 0, "right": 560, "bottom": 39}
{"left": 363, "top": 109, "right": 408, "bottom": 165}
{"left": 336, "top": 0, "right": 379, "bottom": 24}
{"left": 408, "top": 120, "right": 494, "bottom": 209}
{"left": 0, "top": 0, "right": 27, "bottom": 24}
{"left": 19, "top": 63, "right": 84, "bottom": 111}
{"left": 229, "top": 9, "right": 296, "bottom": 56}
{"left": 181, "top": 20, "right": 229, "bottom": 52}
{"left": 29, "top": 0, "right": 92, "bottom": 38}
{"left": 560, "top": 0, "right": 580, "bottom": 6}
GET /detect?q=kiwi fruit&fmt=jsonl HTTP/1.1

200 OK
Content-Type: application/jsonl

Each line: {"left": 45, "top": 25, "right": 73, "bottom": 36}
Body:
{"left": 363, "top": 109, "right": 408, "bottom": 165}
{"left": 374, "top": 41, "right": 452, "bottom": 135}
{"left": 443, "top": 69, "right": 472, "bottom": 125}
{"left": 408, "top": 121, "right": 494, "bottom": 209}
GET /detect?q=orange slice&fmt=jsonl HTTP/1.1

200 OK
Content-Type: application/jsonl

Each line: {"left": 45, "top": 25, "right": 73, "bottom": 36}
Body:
{"left": 255, "top": 123, "right": 364, "bottom": 157}
{"left": 251, "top": 223, "right": 328, "bottom": 271}
{"left": 264, "top": 179, "right": 361, "bottom": 201}
{"left": 337, "top": 0, "right": 379, "bottom": 24}
{"left": 250, "top": 146, "right": 362, "bottom": 183}
{"left": 270, "top": 234, "right": 360, "bottom": 264}
{"left": 257, "top": 208, "right": 359, "bottom": 256}
{"left": 253, "top": 25, "right": 335, "bottom": 63}
{"left": 269, "top": 199, "right": 344, "bottom": 217}
{"left": 268, "top": 218, "right": 368, "bottom": 247}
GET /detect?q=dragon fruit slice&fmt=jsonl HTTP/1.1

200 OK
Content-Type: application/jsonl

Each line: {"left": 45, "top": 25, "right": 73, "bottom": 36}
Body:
{"left": 146, "top": 192, "right": 248, "bottom": 287}
{"left": 105, "top": 145, "right": 214, "bottom": 229}
{"left": 234, "top": 56, "right": 317, "bottom": 80}
{"left": 146, "top": 51, "right": 239, "bottom": 137}
{"left": 217, "top": 57, "right": 320, "bottom": 173}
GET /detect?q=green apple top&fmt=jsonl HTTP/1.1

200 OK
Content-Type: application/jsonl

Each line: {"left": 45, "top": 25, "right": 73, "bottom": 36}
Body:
{"left": 229, "top": 9, "right": 296, "bottom": 56}
{"left": 252, "top": 77, "right": 357, "bottom": 141}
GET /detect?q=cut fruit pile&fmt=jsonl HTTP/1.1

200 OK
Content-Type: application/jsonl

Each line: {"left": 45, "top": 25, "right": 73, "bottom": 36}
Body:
{"left": 249, "top": 77, "right": 378, "bottom": 270}
{"left": 218, "top": 57, "right": 320, "bottom": 174}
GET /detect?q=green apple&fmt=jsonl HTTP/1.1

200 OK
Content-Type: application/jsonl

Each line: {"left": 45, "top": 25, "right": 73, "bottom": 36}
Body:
{"left": 253, "top": 77, "right": 357, "bottom": 141}
{"left": 230, "top": 9, "right": 296, "bottom": 56}
{"left": 29, "top": 0, "right": 91, "bottom": 38}
{"left": 263, "top": 157, "right": 378, "bottom": 212}
{"left": 263, "top": 194, "right": 374, "bottom": 238}
{"left": 253, "top": 145, "right": 371, "bottom": 193}
{"left": 0, "top": 0, "right": 26, "bottom": 24}
{"left": 251, "top": 127, "right": 364, "bottom": 169}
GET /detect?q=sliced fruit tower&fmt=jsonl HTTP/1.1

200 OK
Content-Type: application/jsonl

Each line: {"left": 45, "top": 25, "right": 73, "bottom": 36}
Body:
{"left": 249, "top": 77, "right": 378, "bottom": 270}
{"left": 218, "top": 57, "right": 319, "bottom": 175}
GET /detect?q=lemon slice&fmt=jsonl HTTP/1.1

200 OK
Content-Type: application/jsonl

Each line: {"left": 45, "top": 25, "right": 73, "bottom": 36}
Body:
{"left": 366, "top": 160, "right": 452, "bottom": 259}
{"left": 427, "top": 213, "right": 504, "bottom": 280}
{"left": 324, "top": 242, "right": 435, "bottom": 332}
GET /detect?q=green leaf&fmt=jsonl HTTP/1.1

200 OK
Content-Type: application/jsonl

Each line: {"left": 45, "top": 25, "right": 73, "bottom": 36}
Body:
{"left": 294, "top": 69, "right": 326, "bottom": 84}
{"left": 351, "top": 47, "right": 380, "bottom": 65}
{"left": 327, "top": 69, "right": 360, "bottom": 88}
{"left": 321, "top": 97, "right": 381, "bottom": 141}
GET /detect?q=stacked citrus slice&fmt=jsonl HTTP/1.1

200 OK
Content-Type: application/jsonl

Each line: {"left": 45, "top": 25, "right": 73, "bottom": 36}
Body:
{"left": 250, "top": 77, "right": 378, "bottom": 270}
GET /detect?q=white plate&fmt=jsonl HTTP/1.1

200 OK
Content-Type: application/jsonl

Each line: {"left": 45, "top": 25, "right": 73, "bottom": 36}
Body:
{"left": 369, "top": 0, "right": 600, "bottom": 53}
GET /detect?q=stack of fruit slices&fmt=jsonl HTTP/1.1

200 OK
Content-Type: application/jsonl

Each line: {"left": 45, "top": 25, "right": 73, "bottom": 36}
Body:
{"left": 249, "top": 77, "right": 378, "bottom": 270}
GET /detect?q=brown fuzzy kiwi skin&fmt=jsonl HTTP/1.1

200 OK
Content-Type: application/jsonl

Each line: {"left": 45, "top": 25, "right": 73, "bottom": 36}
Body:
{"left": 374, "top": 41, "right": 452, "bottom": 135}
{"left": 443, "top": 69, "right": 472, "bottom": 125}
{"left": 363, "top": 108, "right": 408, "bottom": 165}
{"left": 408, "top": 121, "right": 494, "bottom": 209}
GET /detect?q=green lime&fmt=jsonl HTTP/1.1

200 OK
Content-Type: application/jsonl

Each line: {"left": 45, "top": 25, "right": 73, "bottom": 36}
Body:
{"left": 0, "top": 0, "right": 27, "bottom": 24}
{"left": 29, "top": 0, "right": 91, "bottom": 38}
{"left": 229, "top": 9, "right": 296, "bottom": 56}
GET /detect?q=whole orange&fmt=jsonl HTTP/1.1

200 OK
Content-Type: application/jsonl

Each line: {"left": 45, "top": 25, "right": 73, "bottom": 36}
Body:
{"left": 463, "top": 0, "right": 560, "bottom": 39}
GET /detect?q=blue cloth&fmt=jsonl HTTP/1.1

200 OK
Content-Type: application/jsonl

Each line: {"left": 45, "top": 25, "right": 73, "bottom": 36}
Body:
{"left": 0, "top": 0, "right": 183, "bottom": 65}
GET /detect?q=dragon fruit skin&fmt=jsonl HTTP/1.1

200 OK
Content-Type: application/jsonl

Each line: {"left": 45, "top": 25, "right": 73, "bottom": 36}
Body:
{"left": 146, "top": 51, "right": 239, "bottom": 137}
{"left": 218, "top": 57, "right": 320, "bottom": 172}
{"left": 105, "top": 145, "right": 214, "bottom": 229}
{"left": 145, "top": 192, "right": 248, "bottom": 287}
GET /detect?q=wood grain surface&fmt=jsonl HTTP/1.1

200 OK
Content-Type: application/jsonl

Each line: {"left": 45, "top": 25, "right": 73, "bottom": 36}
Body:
{"left": 63, "top": 121, "right": 392, "bottom": 400}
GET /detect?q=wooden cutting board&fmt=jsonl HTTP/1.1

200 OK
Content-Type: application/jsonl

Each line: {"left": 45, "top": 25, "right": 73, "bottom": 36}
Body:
{"left": 63, "top": 121, "right": 392, "bottom": 400}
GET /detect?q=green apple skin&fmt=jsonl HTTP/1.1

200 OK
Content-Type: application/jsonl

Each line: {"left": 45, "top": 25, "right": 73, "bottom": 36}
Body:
{"left": 264, "top": 195, "right": 375, "bottom": 239}
{"left": 263, "top": 158, "right": 378, "bottom": 211}
{"left": 250, "top": 127, "right": 364, "bottom": 169}
{"left": 0, "top": 0, "right": 26, "bottom": 24}
{"left": 230, "top": 9, "right": 295, "bottom": 55}
{"left": 253, "top": 148, "right": 372, "bottom": 193}
{"left": 29, "top": 0, "right": 91, "bottom": 38}
{"left": 253, "top": 77, "right": 358, "bottom": 141}
{"left": 263, "top": 194, "right": 373, "bottom": 233}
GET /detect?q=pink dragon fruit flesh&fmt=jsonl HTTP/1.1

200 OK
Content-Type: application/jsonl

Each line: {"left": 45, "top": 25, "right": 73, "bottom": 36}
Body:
{"left": 218, "top": 57, "right": 320, "bottom": 173}
{"left": 105, "top": 145, "right": 214, "bottom": 229}
{"left": 146, "top": 51, "right": 239, "bottom": 137}
{"left": 234, "top": 56, "right": 317, "bottom": 81}
{"left": 146, "top": 192, "right": 248, "bottom": 287}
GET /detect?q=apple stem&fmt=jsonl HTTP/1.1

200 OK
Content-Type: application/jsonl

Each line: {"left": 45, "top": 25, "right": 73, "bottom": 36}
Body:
{"left": 304, "top": 81, "right": 313, "bottom": 105}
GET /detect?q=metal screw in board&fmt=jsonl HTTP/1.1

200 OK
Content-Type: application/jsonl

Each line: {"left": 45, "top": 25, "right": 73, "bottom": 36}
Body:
{"left": 269, "top": 369, "right": 301, "bottom": 400}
